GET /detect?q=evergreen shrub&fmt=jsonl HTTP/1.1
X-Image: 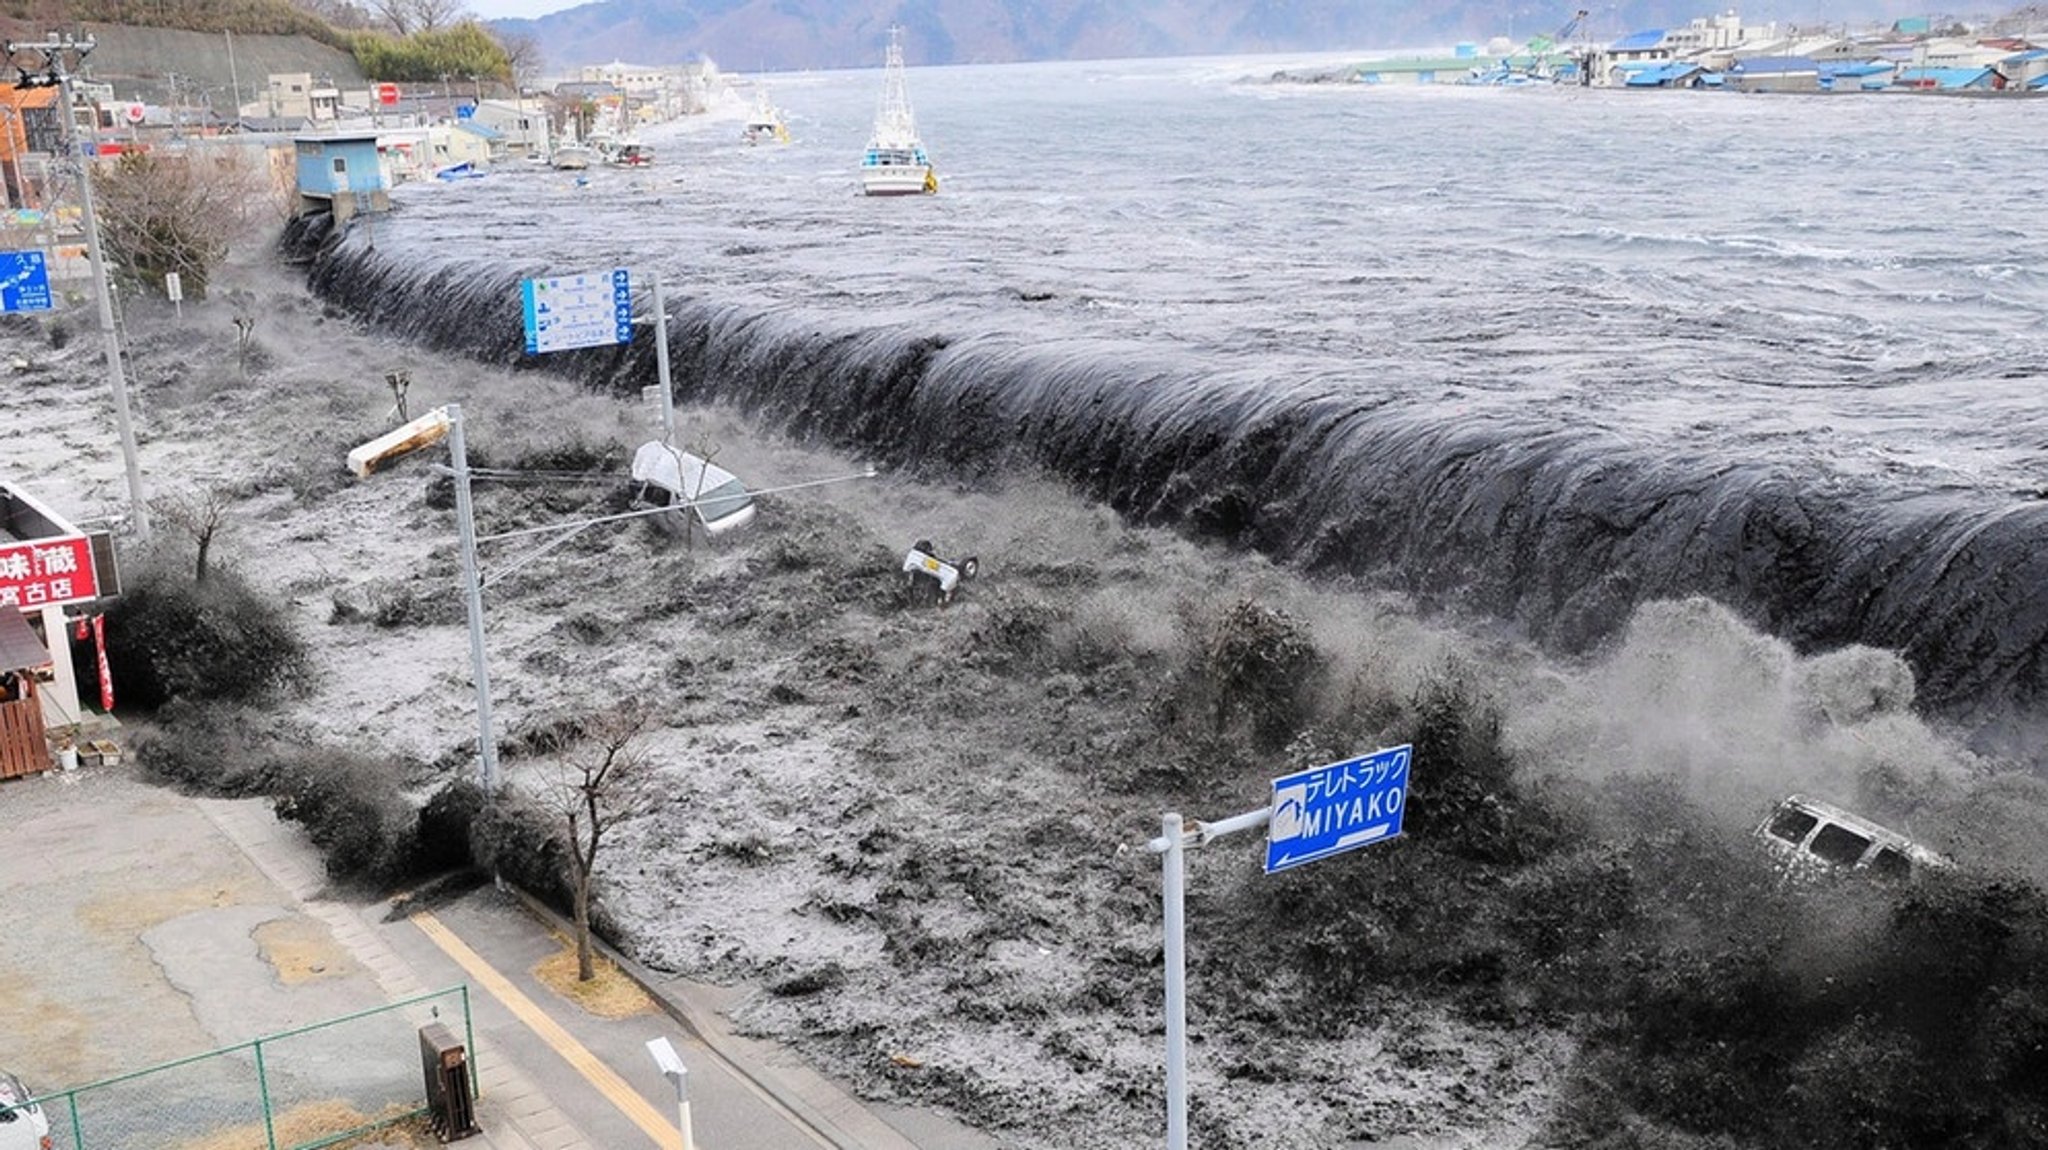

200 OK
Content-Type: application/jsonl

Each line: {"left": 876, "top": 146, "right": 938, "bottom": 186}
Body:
{"left": 103, "top": 553, "right": 312, "bottom": 711}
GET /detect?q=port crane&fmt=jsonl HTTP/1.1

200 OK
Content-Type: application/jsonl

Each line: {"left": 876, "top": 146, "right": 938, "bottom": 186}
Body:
{"left": 1466, "top": 9, "right": 1590, "bottom": 85}
{"left": 1525, "top": 8, "right": 1590, "bottom": 79}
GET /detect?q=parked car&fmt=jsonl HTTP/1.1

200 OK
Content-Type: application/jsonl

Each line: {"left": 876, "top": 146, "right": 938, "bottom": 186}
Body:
{"left": 1754, "top": 794, "right": 1951, "bottom": 882}
{"left": 0, "top": 1070, "right": 51, "bottom": 1150}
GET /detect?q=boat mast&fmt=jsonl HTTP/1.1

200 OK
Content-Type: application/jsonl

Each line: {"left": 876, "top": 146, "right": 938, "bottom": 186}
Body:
{"left": 873, "top": 25, "right": 917, "bottom": 140}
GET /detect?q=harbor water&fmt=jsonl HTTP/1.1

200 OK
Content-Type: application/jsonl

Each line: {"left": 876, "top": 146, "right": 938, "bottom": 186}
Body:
{"left": 292, "top": 54, "right": 2048, "bottom": 746}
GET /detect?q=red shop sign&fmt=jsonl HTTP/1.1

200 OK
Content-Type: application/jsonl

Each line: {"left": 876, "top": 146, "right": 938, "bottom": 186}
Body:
{"left": 0, "top": 535, "right": 99, "bottom": 610}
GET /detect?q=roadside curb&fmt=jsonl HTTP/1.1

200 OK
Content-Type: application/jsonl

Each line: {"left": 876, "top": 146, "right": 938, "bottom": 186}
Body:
{"left": 495, "top": 881, "right": 919, "bottom": 1150}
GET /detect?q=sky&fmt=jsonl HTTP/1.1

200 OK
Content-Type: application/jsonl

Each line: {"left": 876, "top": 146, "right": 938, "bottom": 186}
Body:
{"left": 465, "top": 0, "right": 580, "bottom": 19}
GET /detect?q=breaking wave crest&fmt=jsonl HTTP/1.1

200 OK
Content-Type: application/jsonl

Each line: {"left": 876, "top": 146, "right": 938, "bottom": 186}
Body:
{"left": 286, "top": 212, "right": 2048, "bottom": 745}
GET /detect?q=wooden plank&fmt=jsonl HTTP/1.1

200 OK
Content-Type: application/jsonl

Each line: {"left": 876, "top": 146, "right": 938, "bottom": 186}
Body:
{"left": 0, "top": 696, "right": 49, "bottom": 778}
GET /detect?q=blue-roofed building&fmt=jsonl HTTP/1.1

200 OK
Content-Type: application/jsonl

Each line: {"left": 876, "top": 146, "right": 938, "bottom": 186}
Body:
{"left": 452, "top": 119, "right": 506, "bottom": 164}
{"left": 1726, "top": 56, "right": 1822, "bottom": 92}
{"left": 1623, "top": 62, "right": 1709, "bottom": 88}
{"left": 1610, "top": 29, "right": 1669, "bottom": 53}
{"left": 1818, "top": 60, "right": 1899, "bottom": 91}
{"left": 1892, "top": 66, "right": 1999, "bottom": 90}
{"left": 1999, "top": 48, "right": 2048, "bottom": 88}
{"left": 294, "top": 133, "right": 388, "bottom": 223}
{"left": 1591, "top": 29, "right": 1672, "bottom": 86}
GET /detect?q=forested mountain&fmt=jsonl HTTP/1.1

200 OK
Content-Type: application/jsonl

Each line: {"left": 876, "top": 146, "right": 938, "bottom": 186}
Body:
{"left": 487, "top": 0, "right": 1987, "bottom": 72}
{"left": 0, "top": 1, "right": 2031, "bottom": 83}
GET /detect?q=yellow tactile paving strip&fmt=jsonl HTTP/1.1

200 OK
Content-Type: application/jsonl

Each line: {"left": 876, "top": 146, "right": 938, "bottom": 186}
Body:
{"left": 412, "top": 910, "right": 679, "bottom": 1149}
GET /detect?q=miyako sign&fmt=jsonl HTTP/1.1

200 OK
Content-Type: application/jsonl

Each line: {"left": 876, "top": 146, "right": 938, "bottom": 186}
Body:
{"left": 1265, "top": 744, "right": 1412, "bottom": 873}
{"left": 0, "top": 535, "right": 99, "bottom": 610}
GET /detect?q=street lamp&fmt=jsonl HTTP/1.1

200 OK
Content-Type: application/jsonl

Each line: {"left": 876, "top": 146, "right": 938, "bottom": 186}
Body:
{"left": 645, "top": 1036, "right": 696, "bottom": 1150}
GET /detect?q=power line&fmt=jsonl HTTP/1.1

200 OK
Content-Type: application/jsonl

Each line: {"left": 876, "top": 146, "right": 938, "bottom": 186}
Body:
{"left": 4, "top": 32, "right": 152, "bottom": 540}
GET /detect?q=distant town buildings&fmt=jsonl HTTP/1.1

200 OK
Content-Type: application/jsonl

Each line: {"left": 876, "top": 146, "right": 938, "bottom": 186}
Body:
{"left": 1350, "top": 8, "right": 2048, "bottom": 93}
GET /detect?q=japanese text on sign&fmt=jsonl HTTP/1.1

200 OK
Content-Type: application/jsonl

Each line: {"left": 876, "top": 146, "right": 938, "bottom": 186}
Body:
{"left": 521, "top": 268, "right": 634, "bottom": 355}
{"left": 0, "top": 249, "right": 53, "bottom": 314}
{"left": 0, "top": 535, "right": 100, "bottom": 609}
{"left": 1265, "top": 744, "right": 1412, "bottom": 874}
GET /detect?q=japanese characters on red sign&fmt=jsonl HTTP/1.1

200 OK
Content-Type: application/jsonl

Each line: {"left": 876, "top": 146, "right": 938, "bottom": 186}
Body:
{"left": 0, "top": 535, "right": 99, "bottom": 610}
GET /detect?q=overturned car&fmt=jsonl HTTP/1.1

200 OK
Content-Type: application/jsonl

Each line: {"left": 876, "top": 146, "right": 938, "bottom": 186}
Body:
{"left": 1754, "top": 794, "right": 1951, "bottom": 882}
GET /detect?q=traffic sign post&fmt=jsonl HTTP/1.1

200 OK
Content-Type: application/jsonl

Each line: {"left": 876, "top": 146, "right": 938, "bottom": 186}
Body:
{"left": 523, "top": 266, "right": 675, "bottom": 442}
{"left": 521, "top": 267, "right": 633, "bottom": 355}
{"left": 0, "top": 250, "right": 53, "bottom": 313}
{"left": 1146, "top": 744, "right": 1415, "bottom": 1150}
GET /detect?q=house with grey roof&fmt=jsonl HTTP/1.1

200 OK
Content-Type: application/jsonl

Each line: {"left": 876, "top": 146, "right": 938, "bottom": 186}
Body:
{"left": 1726, "top": 56, "right": 1823, "bottom": 92}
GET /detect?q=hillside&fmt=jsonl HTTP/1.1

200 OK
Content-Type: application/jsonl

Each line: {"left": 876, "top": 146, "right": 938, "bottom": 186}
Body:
{"left": 76, "top": 23, "right": 364, "bottom": 105}
{"left": 491, "top": 0, "right": 1955, "bottom": 72}
{"left": 0, "top": 0, "right": 351, "bottom": 47}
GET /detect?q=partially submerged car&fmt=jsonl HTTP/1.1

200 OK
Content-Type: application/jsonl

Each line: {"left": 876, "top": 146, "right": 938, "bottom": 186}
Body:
{"left": 629, "top": 441, "right": 757, "bottom": 537}
{"left": 901, "top": 539, "right": 979, "bottom": 605}
{"left": 0, "top": 1070, "right": 51, "bottom": 1150}
{"left": 1755, "top": 794, "right": 1951, "bottom": 882}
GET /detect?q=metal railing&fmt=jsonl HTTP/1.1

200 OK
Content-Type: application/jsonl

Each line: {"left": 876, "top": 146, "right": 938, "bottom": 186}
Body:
{"left": 20, "top": 985, "right": 474, "bottom": 1150}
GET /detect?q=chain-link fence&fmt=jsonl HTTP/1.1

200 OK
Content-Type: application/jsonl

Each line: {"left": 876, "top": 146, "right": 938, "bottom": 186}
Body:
{"left": 19, "top": 985, "right": 474, "bottom": 1150}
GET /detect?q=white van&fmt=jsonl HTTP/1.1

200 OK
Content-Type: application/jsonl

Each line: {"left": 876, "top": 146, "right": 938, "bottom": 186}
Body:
{"left": 1754, "top": 794, "right": 1950, "bottom": 882}
{"left": 629, "top": 441, "right": 756, "bottom": 537}
{"left": 0, "top": 1070, "right": 50, "bottom": 1150}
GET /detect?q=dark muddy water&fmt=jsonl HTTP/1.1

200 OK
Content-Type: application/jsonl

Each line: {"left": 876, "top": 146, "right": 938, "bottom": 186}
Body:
{"left": 293, "top": 54, "right": 2048, "bottom": 741}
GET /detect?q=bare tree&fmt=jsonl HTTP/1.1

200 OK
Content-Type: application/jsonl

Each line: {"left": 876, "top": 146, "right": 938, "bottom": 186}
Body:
{"left": 93, "top": 147, "right": 268, "bottom": 299}
{"left": 494, "top": 28, "right": 543, "bottom": 90}
{"left": 683, "top": 430, "right": 724, "bottom": 553}
{"left": 233, "top": 313, "right": 257, "bottom": 377}
{"left": 295, "top": 0, "right": 380, "bottom": 30}
{"left": 152, "top": 484, "right": 233, "bottom": 583}
{"left": 369, "top": 0, "right": 471, "bottom": 35}
{"left": 543, "top": 704, "right": 657, "bottom": 982}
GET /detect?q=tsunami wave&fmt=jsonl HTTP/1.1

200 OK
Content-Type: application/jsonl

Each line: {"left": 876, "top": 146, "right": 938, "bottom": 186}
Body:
{"left": 284, "top": 211, "right": 2048, "bottom": 748}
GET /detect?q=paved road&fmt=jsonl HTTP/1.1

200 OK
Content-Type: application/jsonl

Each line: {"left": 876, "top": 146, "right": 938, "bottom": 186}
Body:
{"left": 0, "top": 763, "right": 999, "bottom": 1150}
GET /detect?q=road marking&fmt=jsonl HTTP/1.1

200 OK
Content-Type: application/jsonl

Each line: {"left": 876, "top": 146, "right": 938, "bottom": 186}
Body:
{"left": 411, "top": 910, "right": 681, "bottom": 1149}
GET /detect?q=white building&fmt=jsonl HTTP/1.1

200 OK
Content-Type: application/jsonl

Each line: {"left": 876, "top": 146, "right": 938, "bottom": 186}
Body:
{"left": 469, "top": 97, "right": 551, "bottom": 158}
{"left": 256, "top": 72, "right": 341, "bottom": 121}
{"left": 577, "top": 60, "right": 670, "bottom": 95}
{"left": 1663, "top": 10, "right": 1780, "bottom": 55}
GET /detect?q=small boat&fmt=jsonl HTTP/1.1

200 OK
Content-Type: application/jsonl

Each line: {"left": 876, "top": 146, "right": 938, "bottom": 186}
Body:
{"left": 607, "top": 140, "right": 654, "bottom": 167}
{"left": 860, "top": 27, "right": 936, "bottom": 196}
{"left": 742, "top": 91, "right": 790, "bottom": 145}
{"left": 550, "top": 144, "right": 595, "bottom": 170}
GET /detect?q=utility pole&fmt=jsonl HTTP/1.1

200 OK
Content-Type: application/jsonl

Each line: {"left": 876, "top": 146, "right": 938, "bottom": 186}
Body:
{"left": 446, "top": 404, "right": 500, "bottom": 795}
{"left": 6, "top": 33, "right": 152, "bottom": 539}
{"left": 225, "top": 30, "right": 242, "bottom": 124}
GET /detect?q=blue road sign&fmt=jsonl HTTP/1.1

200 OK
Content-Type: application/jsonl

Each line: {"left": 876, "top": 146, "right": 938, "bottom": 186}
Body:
{"left": 521, "top": 267, "right": 633, "bottom": 354}
{"left": 0, "top": 250, "right": 53, "bottom": 313}
{"left": 1264, "top": 744, "right": 1412, "bottom": 874}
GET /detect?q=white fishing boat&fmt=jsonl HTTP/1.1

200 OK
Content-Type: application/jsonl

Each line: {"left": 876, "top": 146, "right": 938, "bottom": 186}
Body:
{"left": 860, "top": 28, "right": 936, "bottom": 196}
{"left": 742, "top": 91, "right": 789, "bottom": 145}
{"left": 550, "top": 143, "right": 595, "bottom": 170}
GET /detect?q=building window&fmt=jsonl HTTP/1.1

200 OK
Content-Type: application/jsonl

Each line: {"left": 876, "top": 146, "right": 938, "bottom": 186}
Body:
{"left": 333, "top": 157, "right": 347, "bottom": 175}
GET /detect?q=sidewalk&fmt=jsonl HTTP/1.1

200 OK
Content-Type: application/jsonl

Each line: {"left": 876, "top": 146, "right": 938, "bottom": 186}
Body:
{"left": 198, "top": 796, "right": 590, "bottom": 1150}
{"left": 199, "top": 795, "right": 997, "bottom": 1150}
